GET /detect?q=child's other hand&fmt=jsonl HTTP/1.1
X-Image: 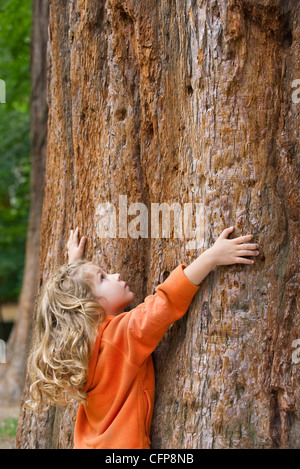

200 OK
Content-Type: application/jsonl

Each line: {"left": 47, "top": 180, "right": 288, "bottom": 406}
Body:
{"left": 67, "top": 227, "right": 87, "bottom": 264}
{"left": 209, "top": 226, "right": 259, "bottom": 266}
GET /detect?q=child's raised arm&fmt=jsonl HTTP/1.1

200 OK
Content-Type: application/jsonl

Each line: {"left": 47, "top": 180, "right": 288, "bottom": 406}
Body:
{"left": 83, "top": 226, "right": 259, "bottom": 388}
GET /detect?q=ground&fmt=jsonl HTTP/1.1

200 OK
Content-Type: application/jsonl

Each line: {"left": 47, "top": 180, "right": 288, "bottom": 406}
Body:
{"left": 0, "top": 304, "right": 20, "bottom": 448}
{"left": 0, "top": 402, "right": 20, "bottom": 449}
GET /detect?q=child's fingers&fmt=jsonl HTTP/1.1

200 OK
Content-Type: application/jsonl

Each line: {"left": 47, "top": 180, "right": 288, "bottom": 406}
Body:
{"left": 219, "top": 226, "right": 234, "bottom": 238}
{"left": 79, "top": 236, "right": 87, "bottom": 247}
{"left": 68, "top": 228, "right": 86, "bottom": 252}
{"left": 236, "top": 243, "right": 259, "bottom": 250}
{"left": 237, "top": 249, "right": 259, "bottom": 256}
{"left": 233, "top": 234, "right": 254, "bottom": 243}
{"left": 234, "top": 257, "right": 255, "bottom": 264}
{"left": 69, "top": 227, "right": 79, "bottom": 239}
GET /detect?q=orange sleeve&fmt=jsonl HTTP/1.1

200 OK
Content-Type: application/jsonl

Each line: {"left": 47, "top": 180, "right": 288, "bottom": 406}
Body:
{"left": 102, "top": 264, "right": 200, "bottom": 367}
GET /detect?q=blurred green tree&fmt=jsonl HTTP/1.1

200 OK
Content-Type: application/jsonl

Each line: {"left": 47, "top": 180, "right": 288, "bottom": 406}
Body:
{"left": 0, "top": 0, "right": 32, "bottom": 301}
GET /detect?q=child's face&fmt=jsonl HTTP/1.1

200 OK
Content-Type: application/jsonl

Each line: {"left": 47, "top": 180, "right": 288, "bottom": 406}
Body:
{"left": 87, "top": 264, "right": 135, "bottom": 316}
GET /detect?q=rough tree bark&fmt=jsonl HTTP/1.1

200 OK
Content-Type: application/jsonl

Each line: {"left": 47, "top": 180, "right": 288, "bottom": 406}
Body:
{"left": 16, "top": 0, "right": 299, "bottom": 449}
{"left": 0, "top": 0, "right": 48, "bottom": 402}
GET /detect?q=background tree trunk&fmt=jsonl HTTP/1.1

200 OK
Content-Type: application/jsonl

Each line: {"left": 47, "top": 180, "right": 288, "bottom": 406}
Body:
{"left": 0, "top": 0, "right": 48, "bottom": 402}
{"left": 16, "top": 0, "right": 299, "bottom": 449}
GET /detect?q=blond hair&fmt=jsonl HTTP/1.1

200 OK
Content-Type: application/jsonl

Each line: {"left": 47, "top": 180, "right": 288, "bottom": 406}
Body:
{"left": 25, "top": 259, "right": 105, "bottom": 412}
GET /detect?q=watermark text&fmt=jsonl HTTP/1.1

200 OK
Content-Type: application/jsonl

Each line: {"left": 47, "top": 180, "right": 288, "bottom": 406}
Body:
{"left": 0, "top": 339, "right": 6, "bottom": 363}
{"left": 292, "top": 339, "right": 300, "bottom": 365}
{"left": 0, "top": 79, "right": 6, "bottom": 103}
{"left": 292, "top": 79, "right": 300, "bottom": 104}
{"left": 95, "top": 196, "right": 206, "bottom": 251}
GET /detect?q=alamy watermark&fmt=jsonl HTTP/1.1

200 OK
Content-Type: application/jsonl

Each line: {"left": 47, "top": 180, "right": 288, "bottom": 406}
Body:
{"left": 290, "top": 79, "right": 300, "bottom": 365}
{"left": 95, "top": 196, "right": 206, "bottom": 251}
{"left": 0, "top": 339, "right": 6, "bottom": 364}
{"left": 292, "top": 339, "right": 300, "bottom": 365}
{"left": 292, "top": 79, "right": 300, "bottom": 104}
{"left": 0, "top": 79, "right": 6, "bottom": 103}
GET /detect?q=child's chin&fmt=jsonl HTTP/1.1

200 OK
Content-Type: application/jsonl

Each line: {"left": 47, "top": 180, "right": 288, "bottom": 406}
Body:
{"left": 125, "top": 292, "right": 135, "bottom": 304}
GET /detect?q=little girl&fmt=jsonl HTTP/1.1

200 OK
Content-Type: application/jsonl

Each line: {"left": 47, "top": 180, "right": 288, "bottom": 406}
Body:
{"left": 26, "top": 226, "right": 259, "bottom": 449}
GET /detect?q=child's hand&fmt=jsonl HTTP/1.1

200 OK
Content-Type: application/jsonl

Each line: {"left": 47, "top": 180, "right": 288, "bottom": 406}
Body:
{"left": 66, "top": 227, "right": 87, "bottom": 264}
{"left": 209, "top": 226, "right": 259, "bottom": 266}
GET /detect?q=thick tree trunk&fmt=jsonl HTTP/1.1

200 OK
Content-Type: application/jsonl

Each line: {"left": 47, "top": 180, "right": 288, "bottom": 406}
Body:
{"left": 16, "top": 0, "right": 299, "bottom": 449}
{"left": 0, "top": 0, "right": 48, "bottom": 403}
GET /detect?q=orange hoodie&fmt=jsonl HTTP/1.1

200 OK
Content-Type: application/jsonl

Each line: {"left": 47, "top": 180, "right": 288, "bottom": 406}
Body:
{"left": 73, "top": 264, "right": 200, "bottom": 449}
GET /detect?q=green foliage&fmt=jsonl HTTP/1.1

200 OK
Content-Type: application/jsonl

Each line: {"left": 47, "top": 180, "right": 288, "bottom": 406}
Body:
{"left": 0, "top": 417, "right": 18, "bottom": 438}
{"left": 0, "top": 0, "right": 32, "bottom": 301}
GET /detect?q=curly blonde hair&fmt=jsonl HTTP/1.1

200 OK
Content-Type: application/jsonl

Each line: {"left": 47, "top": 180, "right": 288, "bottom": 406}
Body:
{"left": 25, "top": 259, "right": 106, "bottom": 412}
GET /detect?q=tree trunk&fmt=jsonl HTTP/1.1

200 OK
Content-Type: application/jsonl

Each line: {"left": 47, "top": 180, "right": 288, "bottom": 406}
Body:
{"left": 0, "top": 0, "right": 48, "bottom": 403}
{"left": 16, "top": 0, "right": 299, "bottom": 449}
